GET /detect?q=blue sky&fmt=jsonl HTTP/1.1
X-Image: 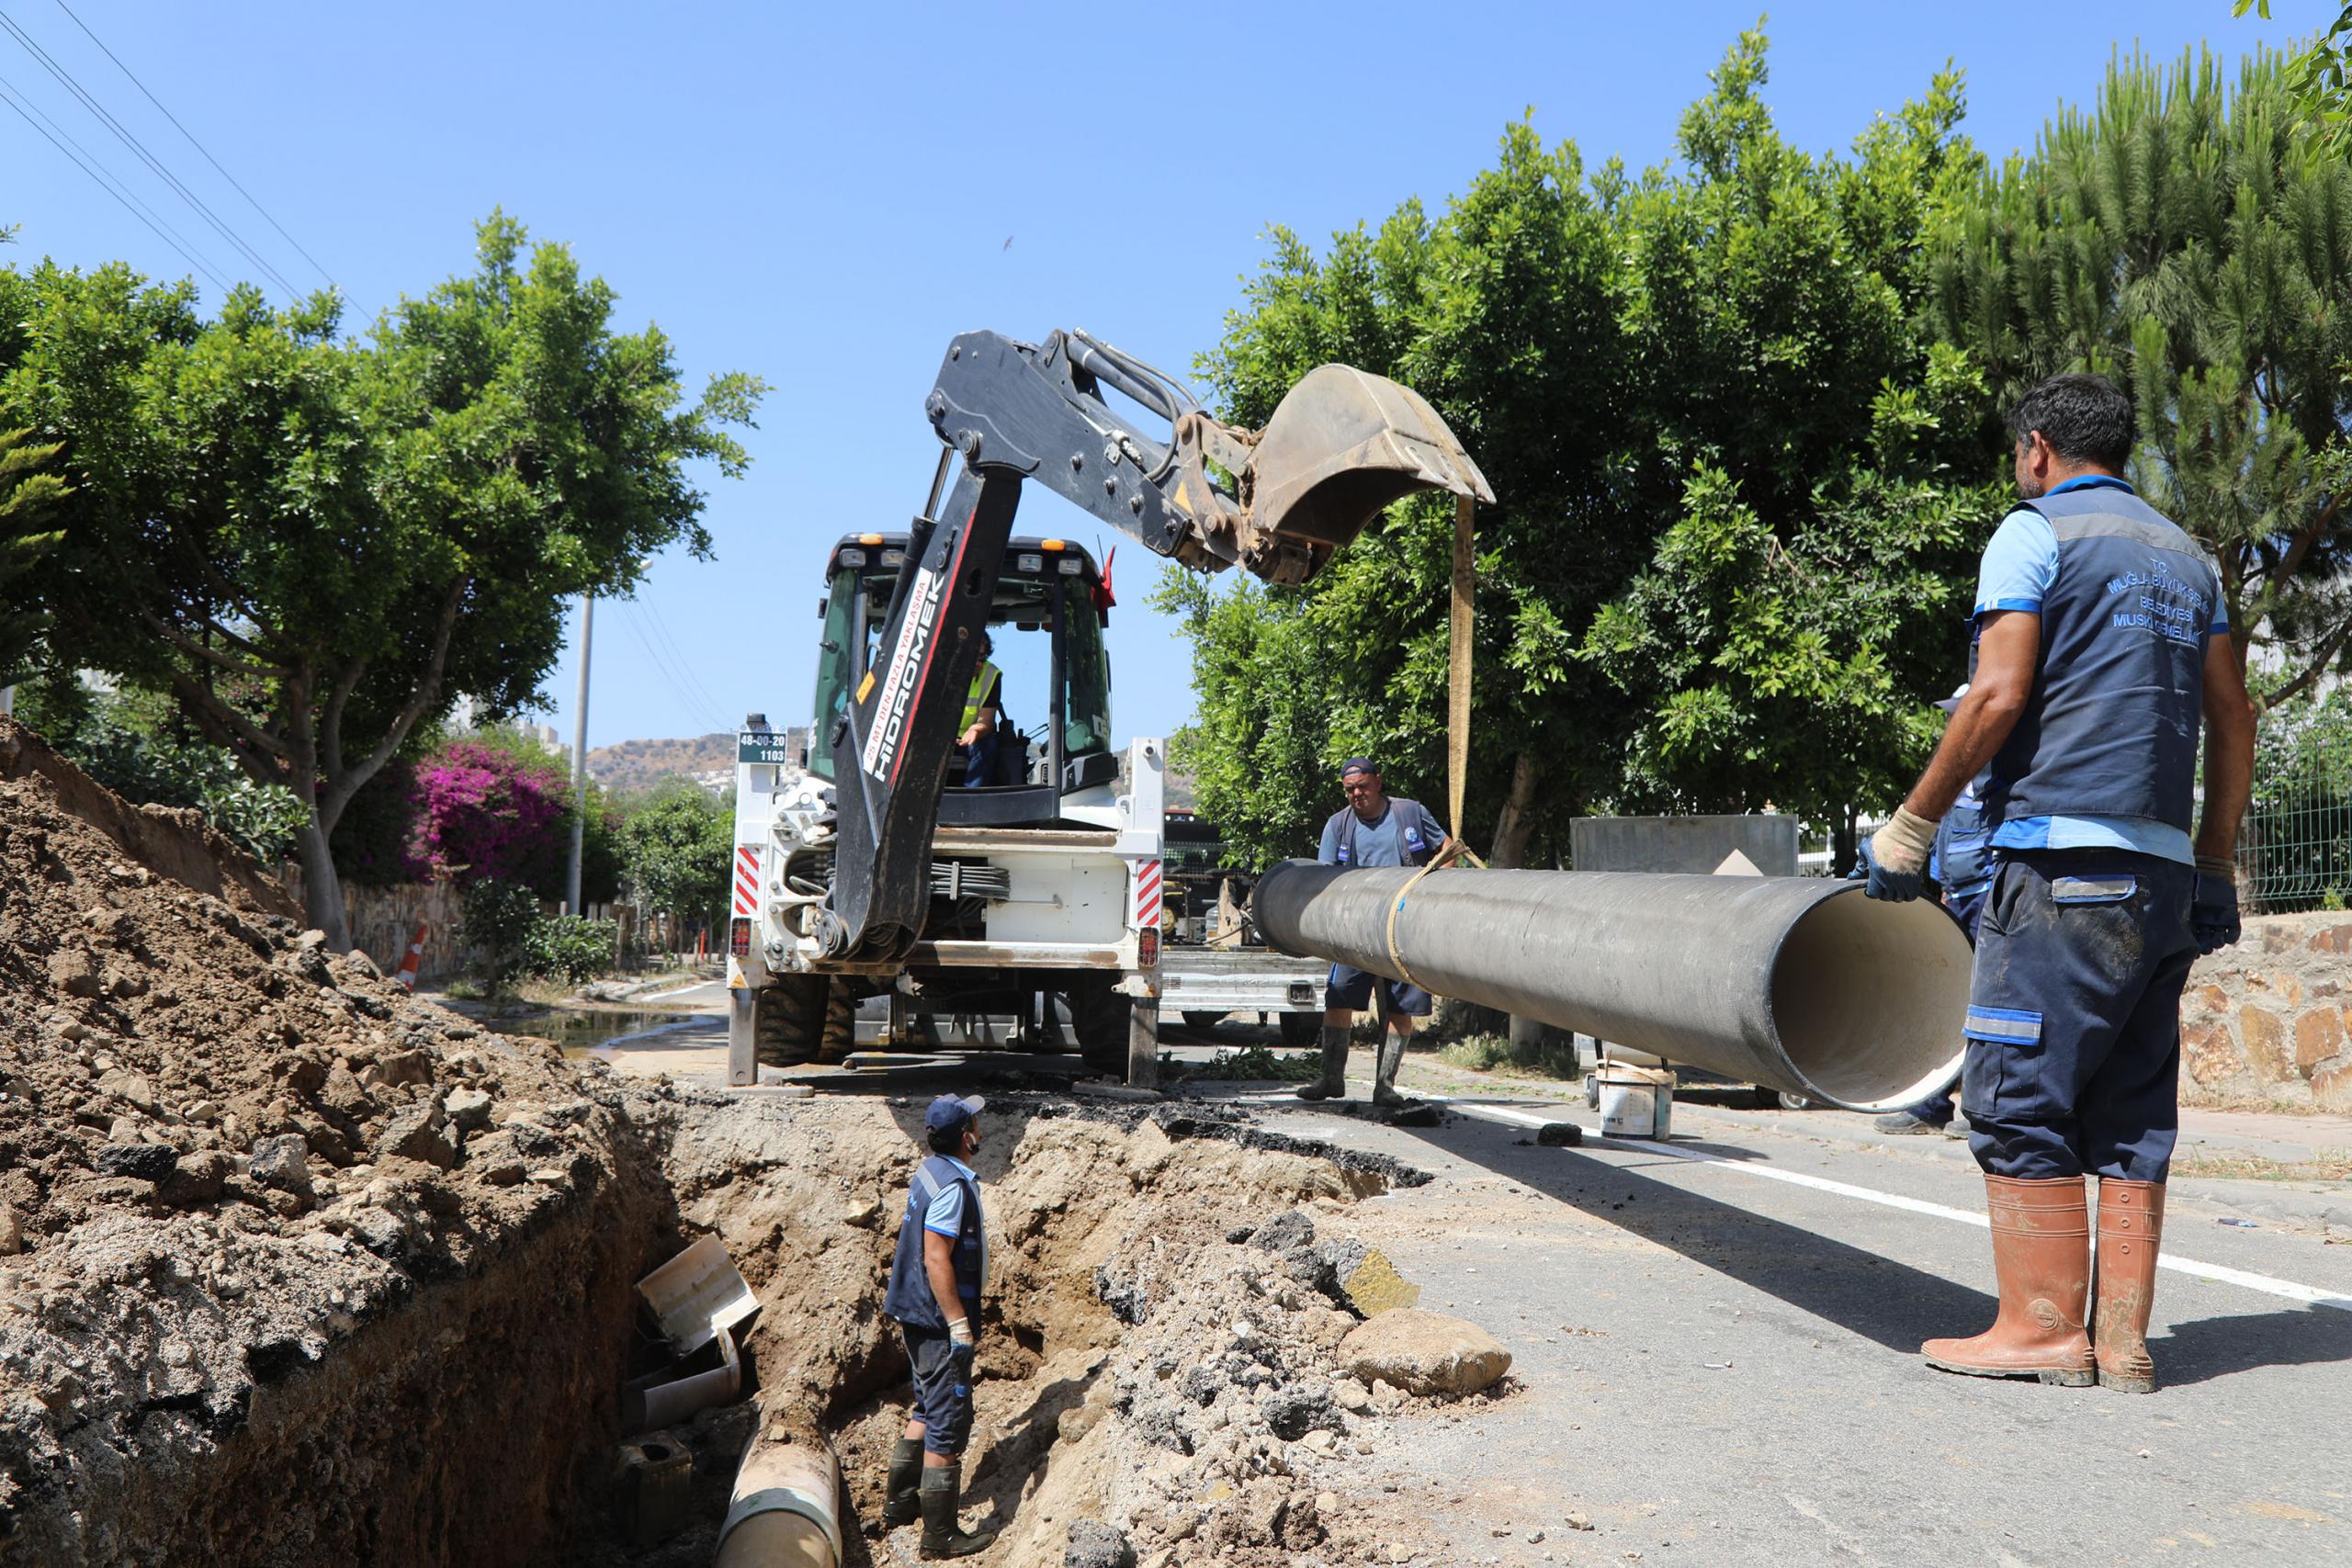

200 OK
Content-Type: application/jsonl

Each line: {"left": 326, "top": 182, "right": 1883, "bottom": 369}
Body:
{"left": 1, "top": 0, "right": 2324, "bottom": 753}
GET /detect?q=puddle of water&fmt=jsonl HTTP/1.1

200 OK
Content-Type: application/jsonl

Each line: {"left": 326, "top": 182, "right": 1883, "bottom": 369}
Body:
{"left": 538, "top": 1010, "right": 694, "bottom": 1057}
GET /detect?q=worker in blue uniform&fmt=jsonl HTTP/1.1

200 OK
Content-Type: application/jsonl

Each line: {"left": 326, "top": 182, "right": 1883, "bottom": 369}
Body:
{"left": 1299, "top": 757, "right": 1447, "bottom": 1105}
{"left": 1856, "top": 374, "right": 2256, "bottom": 1393}
{"left": 878, "top": 1094, "right": 999, "bottom": 1556}
{"left": 1873, "top": 686, "right": 1995, "bottom": 1137}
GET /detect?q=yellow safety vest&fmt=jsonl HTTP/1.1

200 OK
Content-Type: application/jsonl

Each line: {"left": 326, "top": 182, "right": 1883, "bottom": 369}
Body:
{"left": 960, "top": 660, "right": 1001, "bottom": 732}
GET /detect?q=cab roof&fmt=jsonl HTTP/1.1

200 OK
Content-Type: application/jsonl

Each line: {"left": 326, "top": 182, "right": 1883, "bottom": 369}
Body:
{"left": 828, "top": 531, "right": 1102, "bottom": 580}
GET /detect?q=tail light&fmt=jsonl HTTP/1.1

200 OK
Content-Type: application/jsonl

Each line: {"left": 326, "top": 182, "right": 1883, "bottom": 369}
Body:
{"left": 729, "top": 918, "right": 752, "bottom": 958}
{"left": 1137, "top": 928, "right": 1159, "bottom": 968}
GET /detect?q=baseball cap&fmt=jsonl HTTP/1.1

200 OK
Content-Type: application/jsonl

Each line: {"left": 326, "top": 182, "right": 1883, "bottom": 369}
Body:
{"left": 1340, "top": 757, "right": 1380, "bottom": 779}
{"left": 1934, "top": 682, "right": 1971, "bottom": 713}
{"left": 924, "top": 1093, "right": 986, "bottom": 1136}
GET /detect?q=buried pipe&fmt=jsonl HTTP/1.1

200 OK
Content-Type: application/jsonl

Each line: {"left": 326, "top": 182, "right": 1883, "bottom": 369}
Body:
{"left": 1250, "top": 861, "right": 1971, "bottom": 1112}
{"left": 712, "top": 1417, "right": 843, "bottom": 1568}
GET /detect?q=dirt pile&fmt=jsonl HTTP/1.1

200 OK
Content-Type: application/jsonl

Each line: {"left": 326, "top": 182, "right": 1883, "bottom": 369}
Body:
{"left": 0, "top": 718, "right": 661, "bottom": 1564}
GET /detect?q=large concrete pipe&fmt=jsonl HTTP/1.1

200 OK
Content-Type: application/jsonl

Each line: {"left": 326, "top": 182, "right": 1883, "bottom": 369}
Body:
{"left": 712, "top": 1421, "right": 842, "bottom": 1568}
{"left": 1251, "top": 861, "right": 1971, "bottom": 1111}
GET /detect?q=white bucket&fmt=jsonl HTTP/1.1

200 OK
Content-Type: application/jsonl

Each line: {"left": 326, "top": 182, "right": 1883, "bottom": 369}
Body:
{"left": 1596, "top": 1064, "right": 1675, "bottom": 1139}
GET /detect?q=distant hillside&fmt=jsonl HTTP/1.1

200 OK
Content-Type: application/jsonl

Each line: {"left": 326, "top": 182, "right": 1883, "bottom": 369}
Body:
{"left": 587, "top": 732, "right": 734, "bottom": 796}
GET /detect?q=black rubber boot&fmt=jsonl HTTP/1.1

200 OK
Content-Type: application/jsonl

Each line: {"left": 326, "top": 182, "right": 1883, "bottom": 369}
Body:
{"left": 918, "top": 1463, "right": 998, "bottom": 1559}
{"left": 1373, "top": 1032, "right": 1408, "bottom": 1107}
{"left": 1296, "top": 1026, "right": 1349, "bottom": 1099}
{"left": 881, "top": 1436, "right": 922, "bottom": 1529}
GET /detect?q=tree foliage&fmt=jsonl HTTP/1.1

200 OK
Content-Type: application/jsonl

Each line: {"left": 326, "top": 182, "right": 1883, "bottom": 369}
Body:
{"left": 0, "top": 425, "right": 69, "bottom": 685}
{"left": 1927, "top": 45, "right": 2352, "bottom": 700}
{"left": 0, "top": 214, "right": 765, "bottom": 947}
{"left": 1167, "top": 28, "right": 1996, "bottom": 864}
{"left": 618, "top": 784, "right": 733, "bottom": 929}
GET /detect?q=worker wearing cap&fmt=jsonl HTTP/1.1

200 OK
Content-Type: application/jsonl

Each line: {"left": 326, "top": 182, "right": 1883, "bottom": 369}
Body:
{"left": 1301, "top": 758, "right": 1446, "bottom": 1105}
{"left": 956, "top": 633, "right": 1003, "bottom": 788}
{"left": 1857, "top": 374, "right": 2255, "bottom": 1393}
{"left": 878, "top": 1094, "right": 998, "bottom": 1557}
{"left": 1874, "top": 685, "right": 1996, "bottom": 1138}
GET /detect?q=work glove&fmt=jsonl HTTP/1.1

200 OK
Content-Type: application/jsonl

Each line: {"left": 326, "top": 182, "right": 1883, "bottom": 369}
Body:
{"left": 1851, "top": 807, "right": 1938, "bottom": 903}
{"left": 2191, "top": 858, "right": 2242, "bottom": 955}
{"left": 946, "top": 1315, "right": 975, "bottom": 1348}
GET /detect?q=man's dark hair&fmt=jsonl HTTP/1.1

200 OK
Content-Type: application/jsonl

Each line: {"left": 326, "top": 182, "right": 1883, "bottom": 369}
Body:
{"left": 927, "top": 1123, "right": 967, "bottom": 1156}
{"left": 2007, "top": 374, "right": 2134, "bottom": 469}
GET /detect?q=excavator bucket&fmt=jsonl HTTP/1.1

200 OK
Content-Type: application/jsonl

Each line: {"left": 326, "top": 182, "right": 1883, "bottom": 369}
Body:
{"left": 1236, "top": 365, "right": 1494, "bottom": 581}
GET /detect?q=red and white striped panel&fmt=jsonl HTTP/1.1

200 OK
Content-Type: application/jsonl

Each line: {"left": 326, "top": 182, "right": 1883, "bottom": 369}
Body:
{"left": 732, "top": 844, "right": 761, "bottom": 917}
{"left": 1130, "top": 857, "right": 1162, "bottom": 931}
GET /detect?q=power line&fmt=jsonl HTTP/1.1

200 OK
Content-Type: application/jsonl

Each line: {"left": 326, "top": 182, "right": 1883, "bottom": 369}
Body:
{"left": 0, "top": 7, "right": 300, "bottom": 299}
{"left": 616, "top": 600, "right": 728, "bottom": 736}
{"left": 49, "top": 0, "right": 333, "bottom": 289}
{"left": 0, "top": 70, "right": 226, "bottom": 289}
{"left": 638, "top": 594, "right": 734, "bottom": 729}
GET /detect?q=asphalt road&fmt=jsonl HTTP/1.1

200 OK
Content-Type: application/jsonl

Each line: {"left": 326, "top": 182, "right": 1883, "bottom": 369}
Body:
{"left": 1271, "top": 1083, "right": 2352, "bottom": 1568}
{"left": 578, "top": 990, "right": 2352, "bottom": 1565}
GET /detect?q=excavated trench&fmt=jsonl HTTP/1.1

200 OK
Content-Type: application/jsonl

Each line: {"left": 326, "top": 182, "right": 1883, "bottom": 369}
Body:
{"left": 0, "top": 719, "right": 1432, "bottom": 1567}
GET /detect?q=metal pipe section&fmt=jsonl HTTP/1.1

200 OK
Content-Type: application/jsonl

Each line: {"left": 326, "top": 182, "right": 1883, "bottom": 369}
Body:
{"left": 1251, "top": 861, "right": 1971, "bottom": 1112}
{"left": 713, "top": 1422, "right": 842, "bottom": 1568}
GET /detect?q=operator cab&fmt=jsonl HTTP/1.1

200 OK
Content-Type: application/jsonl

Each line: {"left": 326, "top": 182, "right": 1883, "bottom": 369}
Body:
{"left": 810, "top": 530, "right": 1115, "bottom": 828}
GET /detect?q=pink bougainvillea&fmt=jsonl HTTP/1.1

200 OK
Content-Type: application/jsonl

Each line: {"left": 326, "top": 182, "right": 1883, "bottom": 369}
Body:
{"left": 406, "top": 740, "right": 570, "bottom": 890}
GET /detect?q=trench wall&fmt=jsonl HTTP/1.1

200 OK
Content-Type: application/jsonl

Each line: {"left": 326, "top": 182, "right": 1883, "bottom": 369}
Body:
{"left": 2179, "top": 913, "right": 2352, "bottom": 1111}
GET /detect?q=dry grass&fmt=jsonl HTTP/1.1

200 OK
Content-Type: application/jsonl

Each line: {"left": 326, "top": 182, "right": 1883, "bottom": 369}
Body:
{"left": 2171, "top": 1149, "right": 2352, "bottom": 1182}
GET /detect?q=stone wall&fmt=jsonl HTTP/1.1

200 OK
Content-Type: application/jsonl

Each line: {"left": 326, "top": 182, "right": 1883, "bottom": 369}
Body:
{"left": 2179, "top": 912, "right": 2352, "bottom": 1110}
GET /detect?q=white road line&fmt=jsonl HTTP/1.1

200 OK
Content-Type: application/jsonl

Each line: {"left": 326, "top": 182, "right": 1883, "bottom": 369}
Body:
{"left": 1419, "top": 1091, "right": 2352, "bottom": 1314}
{"left": 636, "top": 979, "right": 717, "bottom": 1001}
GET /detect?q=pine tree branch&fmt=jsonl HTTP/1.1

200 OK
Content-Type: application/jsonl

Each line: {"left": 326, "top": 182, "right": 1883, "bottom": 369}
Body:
{"left": 2262, "top": 615, "right": 2352, "bottom": 711}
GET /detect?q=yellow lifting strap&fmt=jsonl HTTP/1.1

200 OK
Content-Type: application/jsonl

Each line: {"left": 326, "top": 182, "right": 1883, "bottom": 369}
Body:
{"left": 1384, "top": 494, "right": 1485, "bottom": 991}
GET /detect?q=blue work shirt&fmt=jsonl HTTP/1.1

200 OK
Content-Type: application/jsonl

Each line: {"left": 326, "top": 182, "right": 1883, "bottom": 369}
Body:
{"left": 1971, "top": 474, "right": 2228, "bottom": 866}
{"left": 1317, "top": 799, "right": 1440, "bottom": 868}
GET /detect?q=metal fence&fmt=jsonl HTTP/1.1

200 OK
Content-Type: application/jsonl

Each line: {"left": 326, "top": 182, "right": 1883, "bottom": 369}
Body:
{"left": 2239, "top": 716, "right": 2352, "bottom": 914}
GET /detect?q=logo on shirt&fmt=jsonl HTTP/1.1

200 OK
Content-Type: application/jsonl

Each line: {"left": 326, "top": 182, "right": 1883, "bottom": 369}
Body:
{"left": 2104, "top": 557, "right": 2211, "bottom": 647}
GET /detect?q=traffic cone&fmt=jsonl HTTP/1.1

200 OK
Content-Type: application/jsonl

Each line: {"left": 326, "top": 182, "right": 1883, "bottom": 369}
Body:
{"left": 392, "top": 922, "right": 427, "bottom": 991}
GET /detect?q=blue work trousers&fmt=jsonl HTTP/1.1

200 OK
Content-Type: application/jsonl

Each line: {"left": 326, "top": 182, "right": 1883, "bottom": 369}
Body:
{"left": 1961, "top": 851, "right": 2199, "bottom": 1183}
{"left": 962, "top": 732, "right": 999, "bottom": 788}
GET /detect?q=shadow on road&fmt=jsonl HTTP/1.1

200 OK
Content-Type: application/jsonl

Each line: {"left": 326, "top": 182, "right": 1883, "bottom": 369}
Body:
{"left": 1368, "top": 1111, "right": 2352, "bottom": 1391}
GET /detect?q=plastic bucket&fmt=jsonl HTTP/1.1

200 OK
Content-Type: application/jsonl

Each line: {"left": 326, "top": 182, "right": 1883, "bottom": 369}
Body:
{"left": 1596, "top": 1064, "right": 1674, "bottom": 1139}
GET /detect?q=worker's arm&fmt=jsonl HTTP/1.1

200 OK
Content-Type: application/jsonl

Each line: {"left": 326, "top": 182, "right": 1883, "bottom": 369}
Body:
{"left": 923, "top": 1229, "right": 972, "bottom": 1342}
{"left": 2193, "top": 635, "right": 2256, "bottom": 863}
{"left": 958, "top": 681, "right": 999, "bottom": 747}
{"left": 2190, "top": 634, "right": 2256, "bottom": 953}
{"left": 1901, "top": 611, "right": 2038, "bottom": 820}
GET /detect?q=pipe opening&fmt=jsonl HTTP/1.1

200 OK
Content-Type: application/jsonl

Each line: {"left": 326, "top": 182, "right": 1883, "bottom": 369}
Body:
{"left": 1768, "top": 887, "right": 1971, "bottom": 1111}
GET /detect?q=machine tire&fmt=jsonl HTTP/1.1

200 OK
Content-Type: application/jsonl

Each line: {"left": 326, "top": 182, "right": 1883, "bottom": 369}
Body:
{"left": 1065, "top": 978, "right": 1131, "bottom": 1073}
{"left": 1277, "top": 1011, "right": 1321, "bottom": 1047}
{"left": 752, "top": 975, "right": 828, "bottom": 1067}
{"left": 1182, "top": 1010, "right": 1227, "bottom": 1032}
{"left": 1776, "top": 1089, "right": 1815, "bottom": 1111}
{"left": 812, "top": 981, "right": 856, "bottom": 1065}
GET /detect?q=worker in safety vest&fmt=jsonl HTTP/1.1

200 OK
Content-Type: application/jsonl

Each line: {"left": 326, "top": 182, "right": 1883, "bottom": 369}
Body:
{"left": 957, "top": 633, "right": 1002, "bottom": 788}
{"left": 877, "top": 1094, "right": 999, "bottom": 1557}
{"left": 1873, "top": 686, "right": 1995, "bottom": 1138}
{"left": 1856, "top": 374, "right": 2255, "bottom": 1394}
{"left": 1299, "top": 758, "right": 1445, "bottom": 1106}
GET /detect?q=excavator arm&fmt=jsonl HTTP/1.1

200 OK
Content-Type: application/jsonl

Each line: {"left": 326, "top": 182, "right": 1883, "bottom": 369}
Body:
{"left": 814, "top": 329, "right": 1491, "bottom": 963}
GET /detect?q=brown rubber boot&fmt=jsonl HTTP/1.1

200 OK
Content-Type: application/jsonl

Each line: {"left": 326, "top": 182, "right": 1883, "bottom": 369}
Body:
{"left": 1295, "top": 1026, "right": 1350, "bottom": 1100}
{"left": 2093, "top": 1179, "right": 2165, "bottom": 1393}
{"left": 880, "top": 1436, "right": 922, "bottom": 1528}
{"left": 917, "top": 1462, "right": 997, "bottom": 1559}
{"left": 1921, "top": 1175, "right": 2096, "bottom": 1386}
{"left": 1372, "top": 1032, "right": 1408, "bottom": 1107}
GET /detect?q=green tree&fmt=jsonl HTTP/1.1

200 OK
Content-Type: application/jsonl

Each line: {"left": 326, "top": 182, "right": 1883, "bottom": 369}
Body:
{"left": 2237, "top": 2, "right": 2352, "bottom": 150}
{"left": 1, "top": 214, "right": 765, "bottom": 948}
{"left": 1584, "top": 34, "right": 1998, "bottom": 851}
{"left": 1926, "top": 45, "right": 2352, "bottom": 700}
{"left": 1164, "top": 113, "right": 1631, "bottom": 868}
{"left": 0, "top": 425, "right": 69, "bottom": 685}
{"left": 619, "top": 784, "right": 733, "bottom": 939}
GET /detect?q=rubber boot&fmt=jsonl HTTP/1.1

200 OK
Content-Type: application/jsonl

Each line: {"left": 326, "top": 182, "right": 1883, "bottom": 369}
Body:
{"left": 1372, "top": 1032, "right": 1408, "bottom": 1108}
{"left": 917, "top": 1462, "right": 997, "bottom": 1559}
{"left": 1920, "top": 1175, "right": 2096, "bottom": 1386}
{"left": 881, "top": 1436, "right": 922, "bottom": 1529}
{"left": 1295, "top": 1026, "right": 1349, "bottom": 1100}
{"left": 2093, "top": 1179, "right": 2165, "bottom": 1393}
